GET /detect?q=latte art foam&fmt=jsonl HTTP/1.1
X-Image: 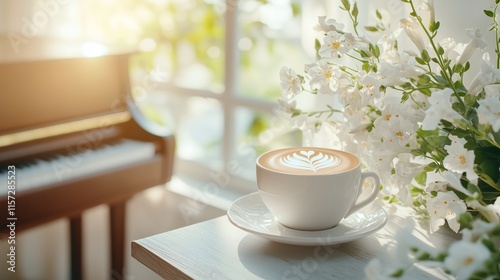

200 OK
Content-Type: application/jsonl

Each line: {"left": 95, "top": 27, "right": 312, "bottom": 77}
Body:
{"left": 279, "top": 150, "right": 340, "bottom": 173}
{"left": 258, "top": 147, "right": 359, "bottom": 175}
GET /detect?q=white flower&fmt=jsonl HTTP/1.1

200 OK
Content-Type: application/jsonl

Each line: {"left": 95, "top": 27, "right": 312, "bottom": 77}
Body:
{"left": 400, "top": 17, "right": 426, "bottom": 52}
{"left": 468, "top": 53, "right": 500, "bottom": 96}
{"left": 444, "top": 240, "right": 490, "bottom": 280}
{"left": 427, "top": 191, "right": 467, "bottom": 233}
{"left": 378, "top": 32, "right": 401, "bottom": 64}
{"left": 364, "top": 259, "right": 391, "bottom": 280}
{"left": 484, "top": 83, "right": 500, "bottom": 96}
{"left": 439, "top": 37, "right": 459, "bottom": 60}
{"left": 477, "top": 95, "right": 500, "bottom": 132}
{"left": 425, "top": 181, "right": 448, "bottom": 193}
{"left": 441, "top": 171, "right": 473, "bottom": 196}
{"left": 467, "top": 196, "right": 500, "bottom": 223}
{"left": 494, "top": 196, "right": 500, "bottom": 214}
{"left": 421, "top": 0, "right": 435, "bottom": 25}
{"left": 376, "top": 52, "right": 422, "bottom": 87}
{"left": 393, "top": 153, "right": 425, "bottom": 187}
{"left": 306, "top": 60, "right": 340, "bottom": 94}
{"left": 288, "top": 114, "right": 309, "bottom": 130}
{"left": 314, "top": 16, "right": 345, "bottom": 33}
{"left": 378, "top": 117, "right": 416, "bottom": 153}
{"left": 394, "top": 219, "right": 440, "bottom": 264}
{"left": 279, "top": 66, "right": 302, "bottom": 99}
{"left": 443, "top": 135, "right": 477, "bottom": 181}
{"left": 421, "top": 88, "right": 463, "bottom": 131}
{"left": 457, "top": 28, "right": 487, "bottom": 66}
{"left": 318, "top": 31, "right": 354, "bottom": 58}
{"left": 368, "top": 149, "right": 397, "bottom": 186}
{"left": 339, "top": 86, "right": 365, "bottom": 111}
{"left": 360, "top": 71, "right": 382, "bottom": 100}
{"left": 373, "top": 103, "right": 419, "bottom": 153}
{"left": 461, "top": 219, "right": 499, "bottom": 242}
{"left": 277, "top": 99, "right": 296, "bottom": 114}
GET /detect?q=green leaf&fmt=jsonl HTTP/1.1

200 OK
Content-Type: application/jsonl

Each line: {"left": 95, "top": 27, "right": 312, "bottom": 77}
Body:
{"left": 482, "top": 238, "right": 497, "bottom": 252}
{"left": 419, "top": 88, "right": 431, "bottom": 95}
{"left": 482, "top": 192, "right": 500, "bottom": 201}
{"left": 429, "top": 21, "right": 440, "bottom": 33}
{"left": 438, "top": 45, "right": 445, "bottom": 55}
{"left": 411, "top": 186, "right": 426, "bottom": 196}
{"left": 341, "top": 0, "right": 350, "bottom": 11}
{"left": 464, "top": 61, "right": 470, "bottom": 71}
{"left": 352, "top": 2, "right": 358, "bottom": 17}
{"left": 458, "top": 212, "right": 473, "bottom": 229}
{"left": 435, "top": 75, "right": 447, "bottom": 85}
{"left": 450, "top": 127, "right": 470, "bottom": 138}
{"left": 418, "top": 74, "right": 431, "bottom": 84}
{"left": 414, "top": 171, "right": 427, "bottom": 186}
{"left": 371, "top": 44, "right": 380, "bottom": 58}
{"left": 390, "top": 269, "right": 404, "bottom": 278}
{"left": 466, "top": 182, "right": 482, "bottom": 199}
{"left": 415, "top": 57, "right": 426, "bottom": 65}
{"left": 411, "top": 149, "right": 425, "bottom": 156}
{"left": 492, "top": 224, "right": 500, "bottom": 235}
{"left": 362, "top": 62, "right": 370, "bottom": 72}
{"left": 484, "top": 10, "right": 495, "bottom": 17}
{"left": 421, "top": 49, "right": 430, "bottom": 63}
{"left": 359, "top": 49, "right": 370, "bottom": 58}
{"left": 417, "top": 252, "right": 431, "bottom": 261}
{"left": 435, "top": 252, "right": 448, "bottom": 262}
{"left": 452, "top": 63, "right": 463, "bottom": 73}
{"left": 365, "top": 26, "right": 379, "bottom": 32}
{"left": 478, "top": 158, "right": 500, "bottom": 184}
{"left": 314, "top": 39, "right": 321, "bottom": 56}
{"left": 424, "top": 162, "right": 438, "bottom": 172}
{"left": 401, "top": 91, "right": 410, "bottom": 102}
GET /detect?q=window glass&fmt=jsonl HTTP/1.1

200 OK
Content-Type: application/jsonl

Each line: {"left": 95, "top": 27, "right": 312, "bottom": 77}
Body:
{"left": 232, "top": 106, "right": 301, "bottom": 180}
{"left": 85, "top": 0, "right": 225, "bottom": 93}
{"left": 236, "top": 0, "right": 307, "bottom": 101}
{"left": 175, "top": 96, "right": 224, "bottom": 167}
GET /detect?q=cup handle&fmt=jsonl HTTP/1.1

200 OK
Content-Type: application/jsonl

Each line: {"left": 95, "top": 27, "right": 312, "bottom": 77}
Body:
{"left": 345, "top": 171, "right": 380, "bottom": 217}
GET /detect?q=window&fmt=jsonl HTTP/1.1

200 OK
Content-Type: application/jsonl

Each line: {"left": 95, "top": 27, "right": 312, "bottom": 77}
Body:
{"left": 96, "top": 0, "right": 310, "bottom": 201}
{"left": 2, "top": 0, "right": 312, "bottom": 203}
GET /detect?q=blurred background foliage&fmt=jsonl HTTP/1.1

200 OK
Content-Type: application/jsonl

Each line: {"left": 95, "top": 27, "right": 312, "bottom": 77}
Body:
{"left": 81, "top": 0, "right": 307, "bottom": 173}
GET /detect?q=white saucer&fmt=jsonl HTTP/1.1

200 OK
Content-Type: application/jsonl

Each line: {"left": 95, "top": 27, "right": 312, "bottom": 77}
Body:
{"left": 227, "top": 192, "right": 388, "bottom": 246}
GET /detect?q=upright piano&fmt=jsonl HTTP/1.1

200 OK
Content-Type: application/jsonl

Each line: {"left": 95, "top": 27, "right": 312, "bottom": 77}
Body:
{"left": 0, "top": 38, "right": 175, "bottom": 280}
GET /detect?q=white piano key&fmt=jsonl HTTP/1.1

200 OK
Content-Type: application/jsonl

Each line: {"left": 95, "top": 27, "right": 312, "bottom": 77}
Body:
{"left": 1, "top": 139, "right": 156, "bottom": 194}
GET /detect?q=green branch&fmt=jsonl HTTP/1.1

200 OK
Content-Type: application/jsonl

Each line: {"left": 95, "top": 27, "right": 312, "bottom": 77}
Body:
{"left": 407, "top": 0, "right": 467, "bottom": 111}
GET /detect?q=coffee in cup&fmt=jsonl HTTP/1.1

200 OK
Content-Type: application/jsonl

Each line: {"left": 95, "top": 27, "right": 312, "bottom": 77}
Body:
{"left": 256, "top": 147, "right": 380, "bottom": 231}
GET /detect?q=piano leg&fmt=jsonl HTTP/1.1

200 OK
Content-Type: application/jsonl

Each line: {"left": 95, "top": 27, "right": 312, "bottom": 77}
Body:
{"left": 110, "top": 201, "right": 126, "bottom": 280}
{"left": 70, "top": 215, "right": 83, "bottom": 280}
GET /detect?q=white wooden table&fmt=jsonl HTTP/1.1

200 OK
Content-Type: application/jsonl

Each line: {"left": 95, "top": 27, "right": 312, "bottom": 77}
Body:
{"left": 131, "top": 204, "right": 459, "bottom": 280}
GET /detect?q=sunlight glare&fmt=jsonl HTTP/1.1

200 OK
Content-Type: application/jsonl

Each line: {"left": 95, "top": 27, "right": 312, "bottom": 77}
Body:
{"left": 81, "top": 42, "right": 109, "bottom": 57}
{"left": 139, "top": 38, "right": 157, "bottom": 52}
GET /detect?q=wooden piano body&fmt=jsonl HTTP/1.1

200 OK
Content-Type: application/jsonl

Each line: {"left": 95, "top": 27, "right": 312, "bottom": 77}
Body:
{"left": 0, "top": 39, "right": 175, "bottom": 280}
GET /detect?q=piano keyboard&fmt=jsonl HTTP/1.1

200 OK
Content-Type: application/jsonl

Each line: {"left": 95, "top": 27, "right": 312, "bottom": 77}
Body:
{"left": 0, "top": 139, "right": 156, "bottom": 194}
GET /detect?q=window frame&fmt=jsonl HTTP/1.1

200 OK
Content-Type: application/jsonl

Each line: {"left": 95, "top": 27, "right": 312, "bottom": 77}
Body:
{"left": 162, "top": 2, "right": 288, "bottom": 201}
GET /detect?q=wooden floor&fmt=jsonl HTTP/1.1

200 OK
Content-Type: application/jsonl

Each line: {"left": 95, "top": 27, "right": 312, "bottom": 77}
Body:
{"left": 0, "top": 183, "right": 226, "bottom": 280}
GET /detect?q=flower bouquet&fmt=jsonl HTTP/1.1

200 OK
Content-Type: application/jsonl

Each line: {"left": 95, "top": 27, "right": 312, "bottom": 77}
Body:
{"left": 278, "top": 0, "right": 500, "bottom": 279}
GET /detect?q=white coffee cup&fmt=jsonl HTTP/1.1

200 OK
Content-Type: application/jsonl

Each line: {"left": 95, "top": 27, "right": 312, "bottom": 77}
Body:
{"left": 256, "top": 147, "right": 380, "bottom": 231}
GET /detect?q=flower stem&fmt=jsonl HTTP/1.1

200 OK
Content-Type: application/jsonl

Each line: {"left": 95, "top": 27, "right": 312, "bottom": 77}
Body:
{"left": 467, "top": 124, "right": 500, "bottom": 149}
{"left": 407, "top": 0, "right": 467, "bottom": 110}
{"left": 416, "top": 130, "right": 448, "bottom": 165}
{"left": 493, "top": 2, "right": 500, "bottom": 68}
